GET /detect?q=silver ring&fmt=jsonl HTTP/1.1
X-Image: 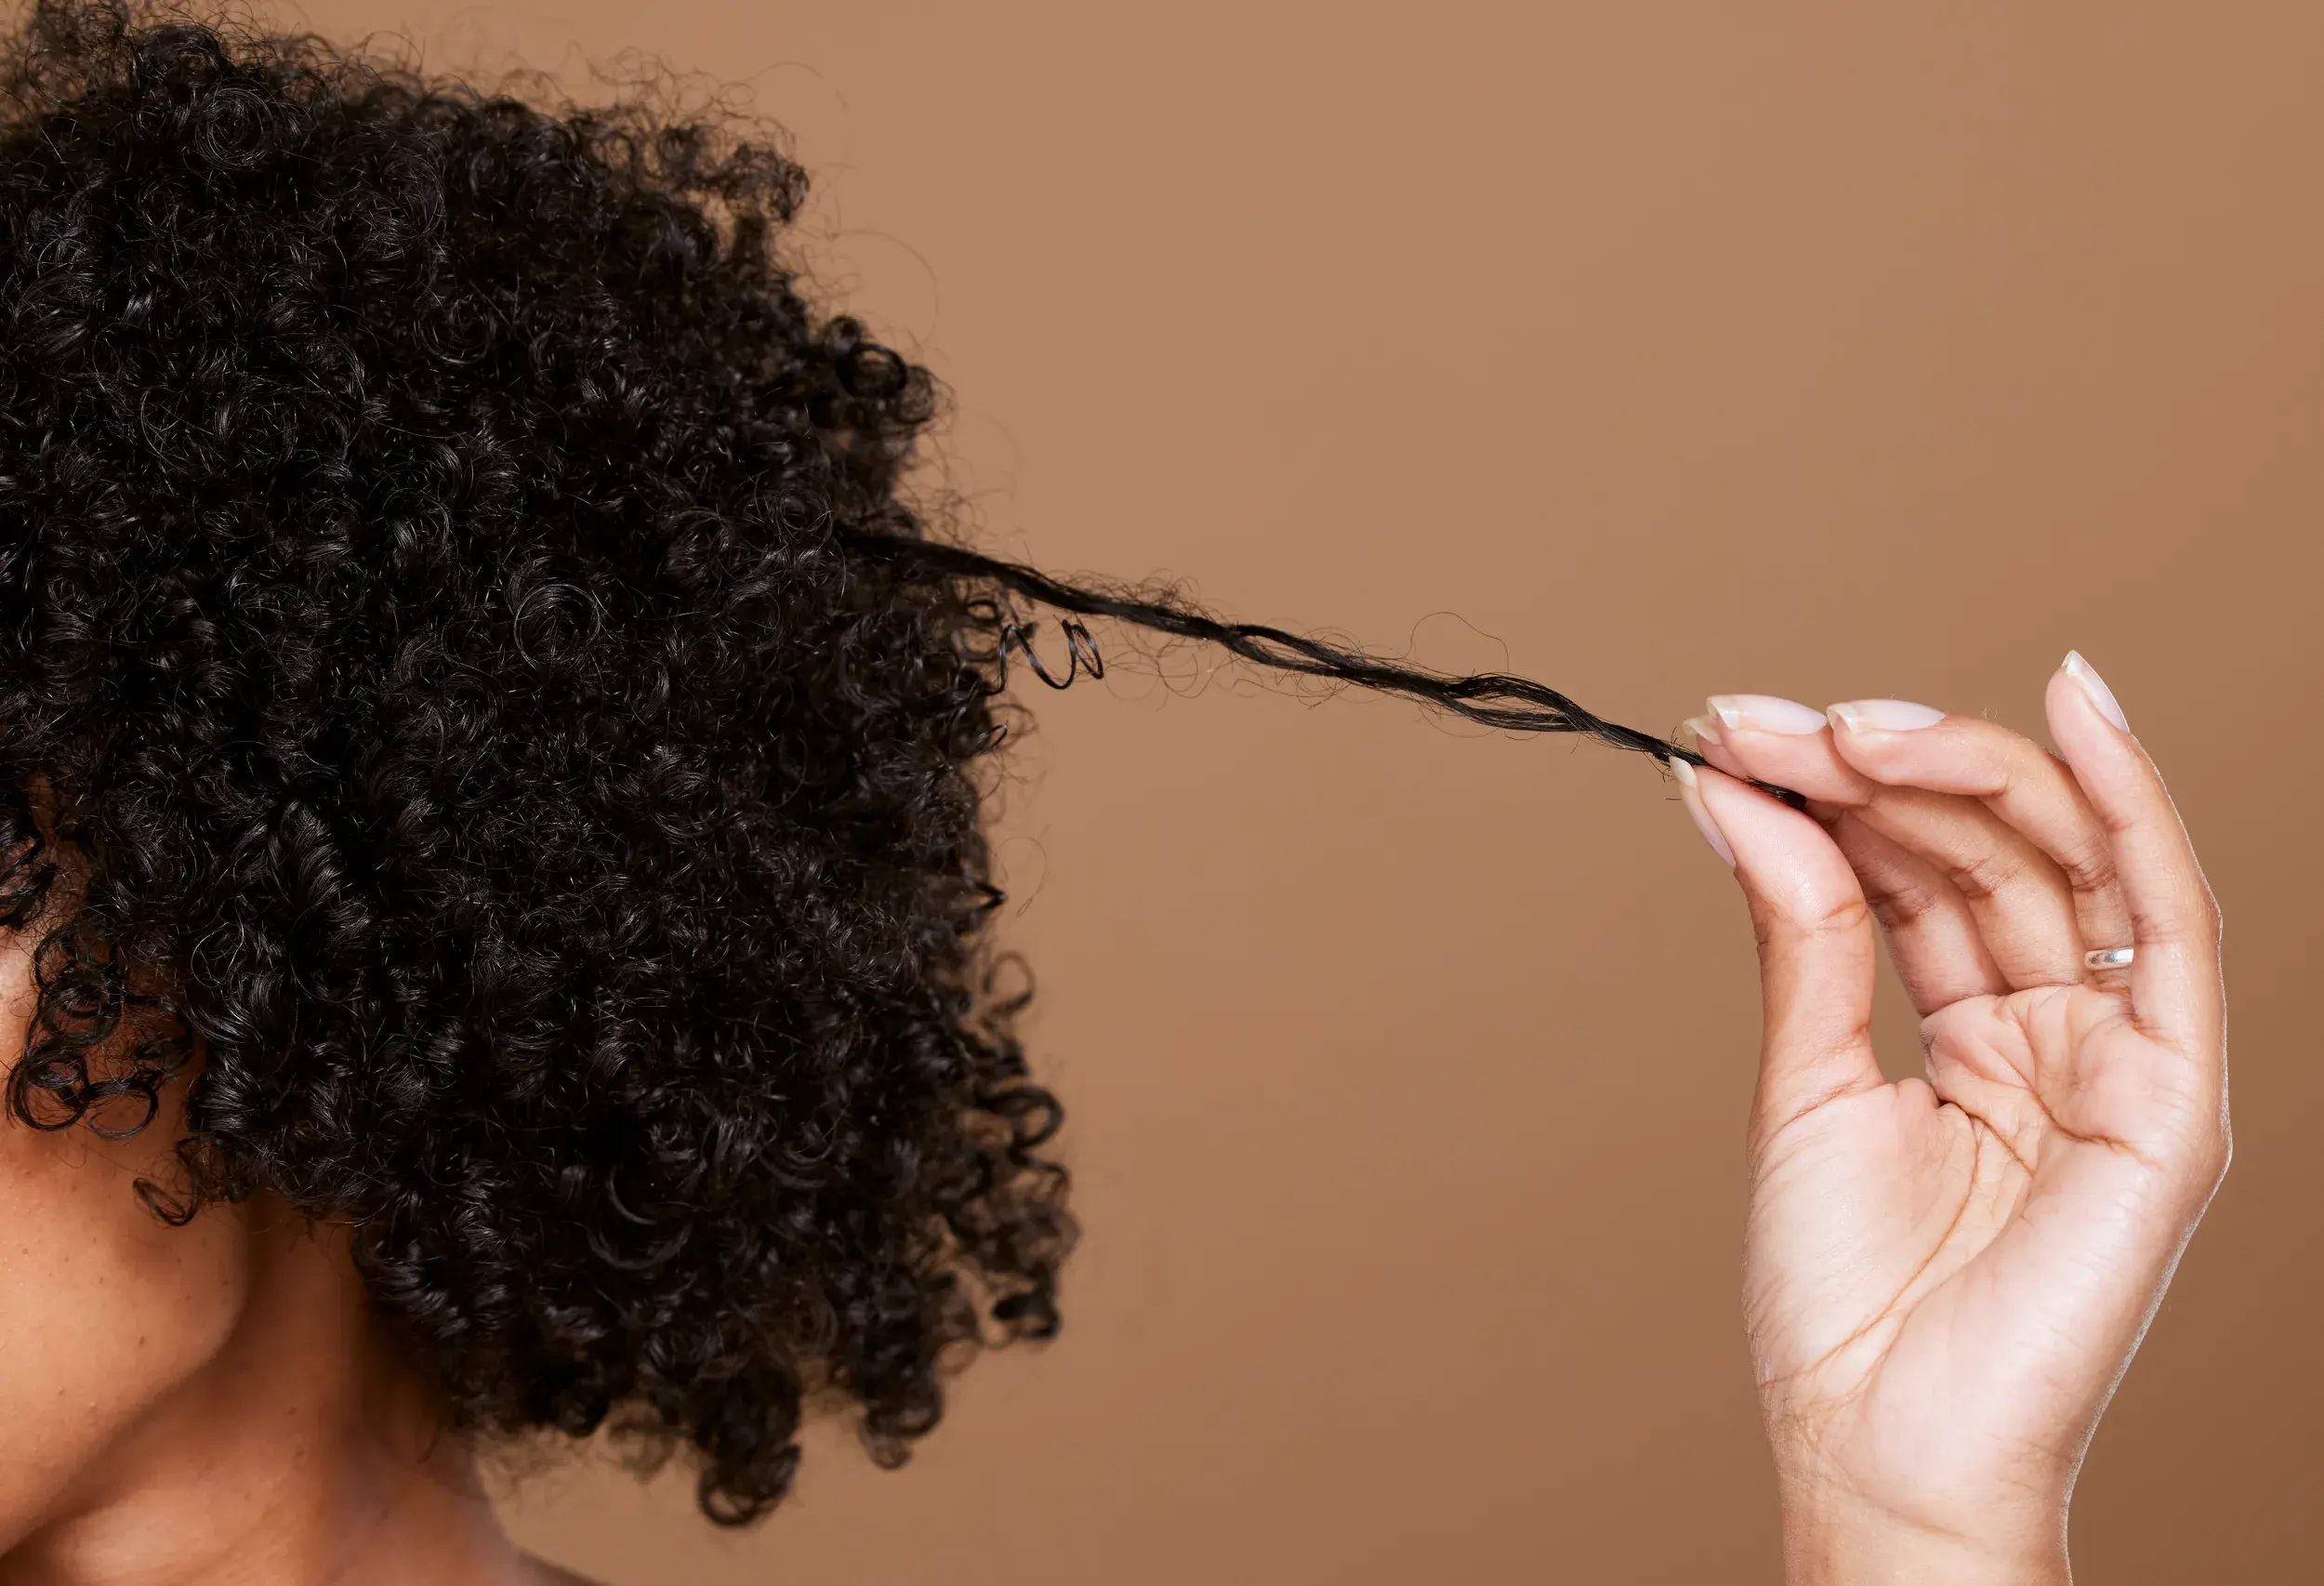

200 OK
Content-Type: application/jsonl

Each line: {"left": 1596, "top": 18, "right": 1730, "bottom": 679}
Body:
{"left": 2083, "top": 946, "right": 2135, "bottom": 971}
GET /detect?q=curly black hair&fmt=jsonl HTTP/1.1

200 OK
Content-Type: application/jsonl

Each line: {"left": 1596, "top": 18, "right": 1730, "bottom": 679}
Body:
{"left": 0, "top": 0, "right": 1794, "bottom": 1532}
{"left": 0, "top": 0, "right": 1072, "bottom": 1524}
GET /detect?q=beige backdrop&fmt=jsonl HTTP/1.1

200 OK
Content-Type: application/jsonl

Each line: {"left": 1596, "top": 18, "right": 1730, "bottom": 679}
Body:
{"left": 283, "top": 2, "right": 2321, "bottom": 1579}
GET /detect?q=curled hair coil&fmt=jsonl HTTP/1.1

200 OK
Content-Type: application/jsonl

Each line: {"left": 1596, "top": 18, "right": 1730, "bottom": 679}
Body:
{"left": 1000, "top": 615, "right": 1105, "bottom": 690}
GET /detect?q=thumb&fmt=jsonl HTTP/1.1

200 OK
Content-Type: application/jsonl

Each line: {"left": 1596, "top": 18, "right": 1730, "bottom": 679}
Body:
{"left": 1676, "top": 760, "right": 1885, "bottom": 1139}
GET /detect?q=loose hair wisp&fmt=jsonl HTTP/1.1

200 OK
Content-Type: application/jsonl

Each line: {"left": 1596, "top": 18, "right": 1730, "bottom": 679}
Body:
{"left": 844, "top": 530, "right": 1808, "bottom": 808}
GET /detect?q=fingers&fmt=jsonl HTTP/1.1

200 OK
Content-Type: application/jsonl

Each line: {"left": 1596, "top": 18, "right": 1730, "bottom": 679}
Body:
{"left": 1690, "top": 656, "right": 2220, "bottom": 1070}
{"left": 1674, "top": 759, "right": 1884, "bottom": 1138}
{"left": 1702, "top": 695, "right": 2081, "bottom": 997}
{"left": 2043, "top": 654, "right": 2223, "bottom": 1056}
{"left": 1688, "top": 701, "right": 2009, "bottom": 1012}
{"left": 1824, "top": 813, "right": 2009, "bottom": 1013}
{"left": 1825, "top": 780, "right": 2087, "bottom": 988}
{"left": 1824, "top": 703, "right": 2135, "bottom": 966}
{"left": 1687, "top": 696, "right": 1872, "bottom": 805}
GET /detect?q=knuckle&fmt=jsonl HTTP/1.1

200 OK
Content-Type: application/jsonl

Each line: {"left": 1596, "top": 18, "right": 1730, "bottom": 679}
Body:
{"left": 1934, "top": 720, "right": 2023, "bottom": 794}
{"left": 1863, "top": 874, "right": 1941, "bottom": 930}
{"left": 1802, "top": 892, "right": 1872, "bottom": 941}
{"left": 2130, "top": 884, "right": 2224, "bottom": 948}
{"left": 1751, "top": 890, "right": 1869, "bottom": 951}
{"left": 1943, "top": 848, "right": 2023, "bottom": 903}
{"left": 1864, "top": 892, "right": 1909, "bottom": 932}
{"left": 2053, "top": 829, "right": 2120, "bottom": 896}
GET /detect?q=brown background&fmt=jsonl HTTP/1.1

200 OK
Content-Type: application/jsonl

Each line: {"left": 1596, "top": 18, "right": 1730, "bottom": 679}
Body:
{"left": 284, "top": 2, "right": 2321, "bottom": 1579}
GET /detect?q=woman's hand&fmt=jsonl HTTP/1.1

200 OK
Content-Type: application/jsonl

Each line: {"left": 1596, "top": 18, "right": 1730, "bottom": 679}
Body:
{"left": 1671, "top": 654, "right": 2228, "bottom": 1586}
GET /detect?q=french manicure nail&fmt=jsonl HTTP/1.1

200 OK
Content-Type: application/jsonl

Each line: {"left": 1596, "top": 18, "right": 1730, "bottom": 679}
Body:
{"left": 1827, "top": 698, "right": 1948, "bottom": 734}
{"left": 1670, "top": 758, "right": 1736, "bottom": 867}
{"left": 2062, "top": 651, "right": 2130, "bottom": 731}
{"left": 1680, "top": 713, "right": 1722, "bottom": 748}
{"left": 1708, "top": 694, "right": 1829, "bottom": 735}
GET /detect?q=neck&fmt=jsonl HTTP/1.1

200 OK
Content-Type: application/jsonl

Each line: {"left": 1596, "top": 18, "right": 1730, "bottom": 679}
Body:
{"left": 0, "top": 1206, "right": 539, "bottom": 1586}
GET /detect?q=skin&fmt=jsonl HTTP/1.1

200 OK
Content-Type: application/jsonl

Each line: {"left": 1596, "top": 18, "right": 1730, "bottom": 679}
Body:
{"left": 0, "top": 919, "right": 593, "bottom": 1585}
{"left": 1670, "top": 654, "right": 2228, "bottom": 1585}
{"left": 0, "top": 650, "right": 2222, "bottom": 1582}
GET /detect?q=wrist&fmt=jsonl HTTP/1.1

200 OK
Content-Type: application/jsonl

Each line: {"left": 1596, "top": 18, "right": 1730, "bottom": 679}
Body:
{"left": 1778, "top": 1482, "right": 2070, "bottom": 1586}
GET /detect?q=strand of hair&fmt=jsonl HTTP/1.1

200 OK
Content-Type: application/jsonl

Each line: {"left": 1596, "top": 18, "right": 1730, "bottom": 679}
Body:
{"left": 837, "top": 529, "right": 1809, "bottom": 811}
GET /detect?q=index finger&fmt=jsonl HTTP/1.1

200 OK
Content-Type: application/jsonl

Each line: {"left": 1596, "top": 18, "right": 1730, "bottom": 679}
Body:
{"left": 2046, "top": 653, "right": 2223, "bottom": 1056}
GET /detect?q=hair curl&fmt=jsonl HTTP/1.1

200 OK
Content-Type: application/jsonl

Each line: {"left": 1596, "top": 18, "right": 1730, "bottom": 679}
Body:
{"left": 0, "top": 0, "right": 1070, "bottom": 1524}
{"left": 0, "top": 0, "right": 1805, "bottom": 1531}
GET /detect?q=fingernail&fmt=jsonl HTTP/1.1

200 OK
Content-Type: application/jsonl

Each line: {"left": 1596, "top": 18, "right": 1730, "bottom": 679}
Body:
{"left": 1708, "top": 694, "right": 1829, "bottom": 735}
{"left": 1827, "top": 698, "right": 1948, "bottom": 734}
{"left": 2062, "top": 651, "right": 2130, "bottom": 731}
{"left": 1670, "top": 758, "right": 1736, "bottom": 867}
{"left": 1680, "top": 713, "right": 1722, "bottom": 749}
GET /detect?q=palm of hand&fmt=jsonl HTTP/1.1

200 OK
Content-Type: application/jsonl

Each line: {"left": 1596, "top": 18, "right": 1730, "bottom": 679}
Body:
{"left": 1743, "top": 983, "right": 2207, "bottom": 1534}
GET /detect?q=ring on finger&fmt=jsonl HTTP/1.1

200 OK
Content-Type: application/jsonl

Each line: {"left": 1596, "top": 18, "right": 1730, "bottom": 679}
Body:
{"left": 2083, "top": 946, "right": 2135, "bottom": 971}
